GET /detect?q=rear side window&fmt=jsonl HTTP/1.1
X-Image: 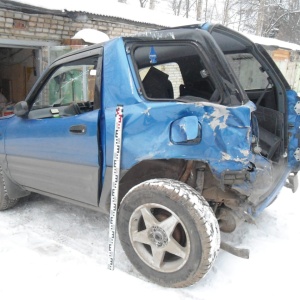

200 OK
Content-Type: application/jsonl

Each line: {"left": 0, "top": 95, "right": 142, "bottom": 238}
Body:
{"left": 132, "top": 43, "right": 217, "bottom": 103}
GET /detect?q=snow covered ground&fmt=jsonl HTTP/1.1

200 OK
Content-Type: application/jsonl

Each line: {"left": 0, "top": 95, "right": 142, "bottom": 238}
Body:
{"left": 0, "top": 186, "right": 299, "bottom": 300}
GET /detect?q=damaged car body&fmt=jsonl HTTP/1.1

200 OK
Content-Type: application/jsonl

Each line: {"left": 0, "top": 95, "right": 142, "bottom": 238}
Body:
{"left": 0, "top": 24, "right": 299, "bottom": 288}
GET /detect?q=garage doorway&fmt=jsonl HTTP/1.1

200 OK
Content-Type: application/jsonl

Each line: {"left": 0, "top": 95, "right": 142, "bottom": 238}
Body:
{"left": 0, "top": 46, "right": 40, "bottom": 105}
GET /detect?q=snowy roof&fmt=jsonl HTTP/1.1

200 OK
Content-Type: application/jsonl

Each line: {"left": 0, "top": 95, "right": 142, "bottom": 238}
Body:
{"left": 245, "top": 33, "right": 300, "bottom": 51}
{"left": 4, "top": 1, "right": 300, "bottom": 51}
{"left": 10, "top": 0, "right": 199, "bottom": 28}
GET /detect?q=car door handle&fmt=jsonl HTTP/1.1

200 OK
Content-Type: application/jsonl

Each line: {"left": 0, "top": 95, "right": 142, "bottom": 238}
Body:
{"left": 69, "top": 124, "right": 86, "bottom": 135}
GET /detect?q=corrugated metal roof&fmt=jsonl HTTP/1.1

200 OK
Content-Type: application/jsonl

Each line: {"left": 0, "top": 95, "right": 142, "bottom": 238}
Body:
{"left": 6, "top": 0, "right": 199, "bottom": 28}
{"left": 3, "top": 1, "right": 300, "bottom": 50}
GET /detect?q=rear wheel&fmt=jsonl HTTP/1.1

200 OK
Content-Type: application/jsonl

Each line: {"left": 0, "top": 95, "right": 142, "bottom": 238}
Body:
{"left": 118, "top": 179, "right": 220, "bottom": 287}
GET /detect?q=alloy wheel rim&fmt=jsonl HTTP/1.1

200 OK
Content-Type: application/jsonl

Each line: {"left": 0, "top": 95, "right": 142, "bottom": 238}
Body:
{"left": 129, "top": 203, "right": 191, "bottom": 273}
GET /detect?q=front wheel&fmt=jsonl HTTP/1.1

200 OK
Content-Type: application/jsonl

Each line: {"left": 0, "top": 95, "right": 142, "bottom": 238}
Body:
{"left": 117, "top": 179, "right": 220, "bottom": 288}
{"left": 0, "top": 170, "right": 19, "bottom": 211}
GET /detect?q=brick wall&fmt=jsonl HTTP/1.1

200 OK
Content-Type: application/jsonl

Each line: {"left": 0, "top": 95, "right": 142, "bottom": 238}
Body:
{"left": 0, "top": 6, "right": 164, "bottom": 98}
{"left": 0, "top": 8, "right": 162, "bottom": 43}
{"left": 0, "top": 7, "right": 164, "bottom": 73}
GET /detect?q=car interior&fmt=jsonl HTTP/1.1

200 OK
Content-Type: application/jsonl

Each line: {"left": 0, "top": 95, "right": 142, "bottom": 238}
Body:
{"left": 133, "top": 38, "right": 286, "bottom": 164}
{"left": 133, "top": 43, "right": 224, "bottom": 104}
{"left": 27, "top": 57, "right": 98, "bottom": 119}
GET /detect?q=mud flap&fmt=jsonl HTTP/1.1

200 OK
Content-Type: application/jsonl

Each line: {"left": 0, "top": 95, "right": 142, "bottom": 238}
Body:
{"left": 285, "top": 173, "right": 298, "bottom": 193}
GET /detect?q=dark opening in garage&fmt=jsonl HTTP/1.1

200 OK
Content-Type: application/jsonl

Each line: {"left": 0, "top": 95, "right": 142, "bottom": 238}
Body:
{"left": 0, "top": 47, "right": 40, "bottom": 108}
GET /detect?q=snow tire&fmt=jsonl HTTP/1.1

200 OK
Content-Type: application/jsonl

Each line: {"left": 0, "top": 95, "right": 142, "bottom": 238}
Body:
{"left": 118, "top": 178, "right": 220, "bottom": 288}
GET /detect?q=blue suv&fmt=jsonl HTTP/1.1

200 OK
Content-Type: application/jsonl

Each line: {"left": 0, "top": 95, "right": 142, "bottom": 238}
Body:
{"left": 0, "top": 24, "right": 299, "bottom": 287}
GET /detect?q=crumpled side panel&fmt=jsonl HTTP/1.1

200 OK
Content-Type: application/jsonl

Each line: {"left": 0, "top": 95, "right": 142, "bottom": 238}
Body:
{"left": 105, "top": 100, "right": 253, "bottom": 179}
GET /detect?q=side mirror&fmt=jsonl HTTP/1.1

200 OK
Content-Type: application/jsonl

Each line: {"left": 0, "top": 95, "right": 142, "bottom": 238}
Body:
{"left": 14, "top": 101, "right": 29, "bottom": 117}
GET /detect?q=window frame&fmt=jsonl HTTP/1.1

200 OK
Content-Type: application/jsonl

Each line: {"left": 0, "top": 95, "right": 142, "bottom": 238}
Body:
{"left": 129, "top": 41, "right": 222, "bottom": 103}
{"left": 24, "top": 47, "right": 103, "bottom": 116}
{"left": 33, "top": 63, "right": 97, "bottom": 109}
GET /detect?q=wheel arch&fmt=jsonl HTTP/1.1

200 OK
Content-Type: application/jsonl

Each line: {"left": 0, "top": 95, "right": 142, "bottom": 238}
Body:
{"left": 119, "top": 159, "right": 187, "bottom": 199}
{"left": 99, "top": 159, "right": 188, "bottom": 213}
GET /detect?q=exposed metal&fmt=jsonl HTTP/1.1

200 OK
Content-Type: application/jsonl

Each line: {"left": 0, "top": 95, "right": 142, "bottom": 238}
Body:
{"left": 294, "top": 148, "right": 300, "bottom": 161}
{"left": 220, "top": 241, "right": 250, "bottom": 259}
{"left": 295, "top": 101, "right": 300, "bottom": 115}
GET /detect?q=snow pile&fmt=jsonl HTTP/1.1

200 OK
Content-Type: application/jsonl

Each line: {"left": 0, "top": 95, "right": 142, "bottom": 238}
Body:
{"left": 0, "top": 186, "right": 299, "bottom": 300}
{"left": 72, "top": 29, "right": 109, "bottom": 44}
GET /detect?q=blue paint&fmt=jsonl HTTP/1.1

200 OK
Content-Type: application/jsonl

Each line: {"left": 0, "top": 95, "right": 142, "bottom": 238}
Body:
{"left": 170, "top": 116, "right": 200, "bottom": 144}
{"left": 4, "top": 110, "right": 100, "bottom": 166}
{"left": 287, "top": 89, "right": 300, "bottom": 172}
{"left": 104, "top": 100, "right": 253, "bottom": 178}
{"left": 201, "top": 23, "right": 211, "bottom": 31}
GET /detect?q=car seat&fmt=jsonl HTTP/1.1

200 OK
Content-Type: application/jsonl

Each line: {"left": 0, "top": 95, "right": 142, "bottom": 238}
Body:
{"left": 142, "top": 67, "right": 174, "bottom": 99}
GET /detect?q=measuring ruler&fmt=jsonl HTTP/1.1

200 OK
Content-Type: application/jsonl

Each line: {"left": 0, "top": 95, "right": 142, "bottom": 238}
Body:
{"left": 108, "top": 105, "right": 124, "bottom": 271}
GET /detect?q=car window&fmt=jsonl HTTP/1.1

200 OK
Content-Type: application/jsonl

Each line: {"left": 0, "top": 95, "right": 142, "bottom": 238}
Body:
{"left": 225, "top": 53, "right": 269, "bottom": 90}
{"left": 132, "top": 43, "right": 219, "bottom": 103}
{"left": 29, "top": 56, "right": 98, "bottom": 119}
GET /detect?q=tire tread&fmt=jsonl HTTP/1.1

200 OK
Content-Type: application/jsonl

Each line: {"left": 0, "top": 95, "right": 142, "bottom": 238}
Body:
{"left": 118, "top": 178, "right": 220, "bottom": 288}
